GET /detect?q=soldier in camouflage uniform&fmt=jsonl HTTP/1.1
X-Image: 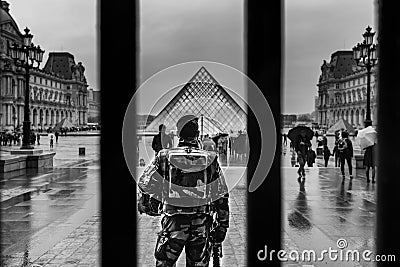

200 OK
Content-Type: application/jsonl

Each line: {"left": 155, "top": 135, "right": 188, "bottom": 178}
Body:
{"left": 138, "top": 115, "right": 229, "bottom": 267}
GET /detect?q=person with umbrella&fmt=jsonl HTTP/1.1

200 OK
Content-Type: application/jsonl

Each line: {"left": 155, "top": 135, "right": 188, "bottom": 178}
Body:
{"left": 289, "top": 126, "right": 313, "bottom": 181}
{"left": 356, "top": 126, "right": 377, "bottom": 184}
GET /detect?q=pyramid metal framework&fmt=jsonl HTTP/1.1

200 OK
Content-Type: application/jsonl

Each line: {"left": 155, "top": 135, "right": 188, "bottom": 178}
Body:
{"left": 145, "top": 67, "right": 247, "bottom": 135}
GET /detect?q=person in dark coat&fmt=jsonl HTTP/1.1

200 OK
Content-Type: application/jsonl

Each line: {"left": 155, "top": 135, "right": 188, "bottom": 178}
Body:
{"left": 283, "top": 133, "right": 287, "bottom": 146}
{"left": 36, "top": 133, "right": 41, "bottom": 145}
{"left": 152, "top": 124, "right": 173, "bottom": 154}
{"left": 323, "top": 145, "right": 332, "bottom": 167}
{"left": 333, "top": 130, "right": 341, "bottom": 167}
{"left": 363, "top": 144, "right": 376, "bottom": 183}
{"left": 294, "top": 130, "right": 312, "bottom": 180}
{"left": 307, "top": 149, "right": 316, "bottom": 167}
{"left": 338, "top": 131, "right": 353, "bottom": 182}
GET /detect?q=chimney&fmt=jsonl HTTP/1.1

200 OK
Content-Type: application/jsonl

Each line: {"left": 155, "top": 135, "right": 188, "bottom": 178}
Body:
{"left": 1, "top": 1, "right": 10, "bottom": 12}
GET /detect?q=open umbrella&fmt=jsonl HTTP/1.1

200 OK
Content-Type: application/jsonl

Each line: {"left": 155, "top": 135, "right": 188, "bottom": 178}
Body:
{"left": 287, "top": 125, "right": 314, "bottom": 142}
{"left": 356, "top": 126, "right": 377, "bottom": 150}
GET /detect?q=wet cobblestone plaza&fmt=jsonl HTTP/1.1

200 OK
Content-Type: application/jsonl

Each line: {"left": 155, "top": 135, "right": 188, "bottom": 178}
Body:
{"left": 282, "top": 145, "right": 377, "bottom": 267}
{"left": 1, "top": 135, "right": 100, "bottom": 267}
{"left": 0, "top": 136, "right": 379, "bottom": 266}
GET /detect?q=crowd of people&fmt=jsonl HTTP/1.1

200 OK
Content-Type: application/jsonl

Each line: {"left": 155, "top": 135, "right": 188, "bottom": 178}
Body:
{"left": 284, "top": 127, "right": 376, "bottom": 184}
{"left": 148, "top": 124, "right": 247, "bottom": 166}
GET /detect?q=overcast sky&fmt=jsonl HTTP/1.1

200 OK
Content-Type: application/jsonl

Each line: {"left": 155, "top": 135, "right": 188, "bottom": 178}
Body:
{"left": 140, "top": 0, "right": 376, "bottom": 115}
{"left": 284, "top": 0, "right": 376, "bottom": 114}
{"left": 7, "top": 0, "right": 98, "bottom": 90}
{"left": 7, "top": 0, "right": 376, "bottom": 115}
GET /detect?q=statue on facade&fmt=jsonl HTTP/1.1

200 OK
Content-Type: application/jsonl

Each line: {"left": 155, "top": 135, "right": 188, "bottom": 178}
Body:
{"left": 71, "top": 62, "right": 86, "bottom": 82}
{"left": 320, "top": 60, "right": 335, "bottom": 82}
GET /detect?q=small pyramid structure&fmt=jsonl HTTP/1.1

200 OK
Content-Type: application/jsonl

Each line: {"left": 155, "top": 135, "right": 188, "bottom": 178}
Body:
{"left": 53, "top": 118, "right": 74, "bottom": 132}
{"left": 145, "top": 67, "right": 247, "bottom": 135}
{"left": 327, "top": 118, "right": 355, "bottom": 135}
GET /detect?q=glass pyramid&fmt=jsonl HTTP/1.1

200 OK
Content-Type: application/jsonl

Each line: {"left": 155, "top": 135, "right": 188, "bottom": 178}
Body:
{"left": 145, "top": 67, "right": 247, "bottom": 136}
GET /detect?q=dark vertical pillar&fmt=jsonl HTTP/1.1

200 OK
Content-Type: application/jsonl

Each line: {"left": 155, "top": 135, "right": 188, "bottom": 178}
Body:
{"left": 245, "top": 1, "right": 282, "bottom": 266}
{"left": 377, "top": 0, "right": 400, "bottom": 265}
{"left": 21, "top": 61, "right": 33, "bottom": 149}
{"left": 100, "top": 0, "right": 138, "bottom": 266}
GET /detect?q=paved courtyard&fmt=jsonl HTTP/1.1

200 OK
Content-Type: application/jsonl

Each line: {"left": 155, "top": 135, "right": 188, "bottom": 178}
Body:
{"left": 1, "top": 135, "right": 100, "bottom": 267}
{"left": 281, "top": 144, "right": 377, "bottom": 267}
{"left": 0, "top": 137, "right": 380, "bottom": 266}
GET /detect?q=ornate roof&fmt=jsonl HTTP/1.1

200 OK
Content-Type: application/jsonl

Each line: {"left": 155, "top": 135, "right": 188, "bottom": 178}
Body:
{"left": 0, "top": 1, "right": 21, "bottom": 34}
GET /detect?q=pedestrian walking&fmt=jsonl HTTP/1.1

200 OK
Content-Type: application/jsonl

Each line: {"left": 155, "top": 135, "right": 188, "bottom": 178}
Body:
{"left": 333, "top": 130, "right": 341, "bottom": 167}
{"left": 283, "top": 133, "right": 288, "bottom": 146}
{"left": 290, "top": 150, "right": 297, "bottom": 167}
{"left": 338, "top": 131, "right": 353, "bottom": 182}
{"left": 323, "top": 145, "right": 332, "bottom": 167}
{"left": 322, "top": 134, "right": 328, "bottom": 147}
{"left": 152, "top": 124, "right": 173, "bottom": 154}
{"left": 363, "top": 143, "right": 376, "bottom": 183}
{"left": 202, "top": 134, "right": 216, "bottom": 151}
{"left": 55, "top": 131, "right": 59, "bottom": 143}
{"left": 307, "top": 148, "right": 316, "bottom": 167}
{"left": 294, "top": 130, "right": 312, "bottom": 181}
{"left": 138, "top": 115, "right": 229, "bottom": 266}
{"left": 50, "top": 135, "right": 54, "bottom": 149}
{"left": 36, "top": 133, "right": 41, "bottom": 145}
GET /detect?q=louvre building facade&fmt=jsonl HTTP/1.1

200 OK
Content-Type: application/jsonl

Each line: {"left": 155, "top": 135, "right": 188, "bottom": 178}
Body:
{"left": 0, "top": 1, "right": 88, "bottom": 131}
{"left": 315, "top": 51, "right": 377, "bottom": 129}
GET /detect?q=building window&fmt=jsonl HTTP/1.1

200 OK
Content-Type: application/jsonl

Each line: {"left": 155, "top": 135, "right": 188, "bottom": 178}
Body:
{"left": 363, "top": 76, "right": 366, "bottom": 83}
{"left": 336, "top": 83, "right": 339, "bottom": 89}
{"left": 353, "top": 80, "right": 355, "bottom": 86}
{"left": 40, "top": 78, "right": 42, "bottom": 84}
{"left": 34, "top": 77, "right": 37, "bottom": 83}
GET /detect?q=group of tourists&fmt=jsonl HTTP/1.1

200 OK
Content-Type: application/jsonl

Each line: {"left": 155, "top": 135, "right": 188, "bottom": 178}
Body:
{"left": 0, "top": 131, "right": 21, "bottom": 146}
{"left": 0, "top": 130, "right": 60, "bottom": 150}
{"left": 150, "top": 124, "right": 235, "bottom": 165}
{"left": 289, "top": 127, "right": 376, "bottom": 184}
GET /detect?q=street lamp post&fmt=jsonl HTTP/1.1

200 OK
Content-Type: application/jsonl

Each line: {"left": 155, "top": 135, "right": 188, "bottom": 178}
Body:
{"left": 8, "top": 27, "right": 44, "bottom": 149}
{"left": 352, "top": 26, "right": 378, "bottom": 127}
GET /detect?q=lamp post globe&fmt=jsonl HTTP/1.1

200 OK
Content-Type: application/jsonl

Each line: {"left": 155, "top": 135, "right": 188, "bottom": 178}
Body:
{"left": 353, "top": 26, "right": 377, "bottom": 128}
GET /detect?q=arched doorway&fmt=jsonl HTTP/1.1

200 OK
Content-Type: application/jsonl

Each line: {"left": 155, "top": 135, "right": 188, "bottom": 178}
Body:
{"left": 56, "top": 110, "right": 60, "bottom": 124}
{"left": 39, "top": 109, "right": 44, "bottom": 131}
{"left": 51, "top": 110, "right": 55, "bottom": 126}
{"left": 45, "top": 110, "right": 49, "bottom": 127}
{"left": 350, "top": 110, "right": 354, "bottom": 125}
{"left": 361, "top": 109, "right": 365, "bottom": 126}
{"left": 33, "top": 109, "right": 38, "bottom": 128}
{"left": 355, "top": 109, "right": 360, "bottom": 126}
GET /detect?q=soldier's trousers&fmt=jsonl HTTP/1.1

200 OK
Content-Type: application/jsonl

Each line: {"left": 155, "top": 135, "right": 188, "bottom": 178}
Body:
{"left": 155, "top": 213, "right": 212, "bottom": 267}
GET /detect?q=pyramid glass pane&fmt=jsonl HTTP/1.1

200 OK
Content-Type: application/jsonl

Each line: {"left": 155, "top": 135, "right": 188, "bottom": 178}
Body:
{"left": 145, "top": 67, "right": 247, "bottom": 134}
